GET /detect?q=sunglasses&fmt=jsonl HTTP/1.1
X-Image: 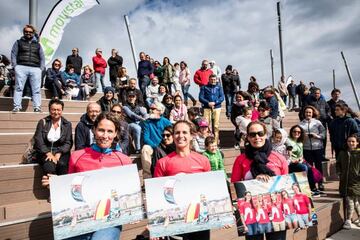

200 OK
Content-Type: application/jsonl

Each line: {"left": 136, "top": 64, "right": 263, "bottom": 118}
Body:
{"left": 111, "top": 110, "right": 121, "bottom": 114}
{"left": 248, "top": 131, "right": 266, "bottom": 138}
{"left": 54, "top": 63, "right": 60, "bottom": 66}
{"left": 24, "top": 31, "right": 34, "bottom": 34}
{"left": 162, "top": 133, "right": 172, "bottom": 138}
{"left": 292, "top": 130, "right": 301, "bottom": 133}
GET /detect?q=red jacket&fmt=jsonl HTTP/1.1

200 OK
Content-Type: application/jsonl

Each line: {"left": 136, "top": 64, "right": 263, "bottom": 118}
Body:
{"left": 68, "top": 147, "right": 132, "bottom": 173}
{"left": 193, "top": 69, "right": 213, "bottom": 86}
{"left": 230, "top": 151, "right": 288, "bottom": 183}
{"left": 92, "top": 54, "right": 107, "bottom": 75}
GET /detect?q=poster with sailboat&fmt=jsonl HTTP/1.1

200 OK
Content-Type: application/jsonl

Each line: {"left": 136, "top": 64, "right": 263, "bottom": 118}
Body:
{"left": 49, "top": 164, "right": 144, "bottom": 240}
{"left": 145, "top": 171, "right": 235, "bottom": 238}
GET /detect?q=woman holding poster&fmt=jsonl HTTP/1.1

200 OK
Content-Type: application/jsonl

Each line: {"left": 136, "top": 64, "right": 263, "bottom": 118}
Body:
{"left": 42, "top": 112, "right": 132, "bottom": 240}
{"left": 238, "top": 191, "right": 258, "bottom": 235}
{"left": 231, "top": 121, "right": 288, "bottom": 240}
{"left": 154, "top": 120, "right": 212, "bottom": 240}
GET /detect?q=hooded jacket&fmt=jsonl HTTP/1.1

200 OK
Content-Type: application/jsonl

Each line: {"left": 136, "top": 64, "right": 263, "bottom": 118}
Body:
{"left": 271, "top": 128, "right": 288, "bottom": 158}
{"left": 299, "top": 118, "right": 326, "bottom": 150}
{"left": 75, "top": 113, "right": 94, "bottom": 150}
{"left": 140, "top": 116, "right": 172, "bottom": 148}
{"left": 336, "top": 149, "right": 360, "bottom": 197}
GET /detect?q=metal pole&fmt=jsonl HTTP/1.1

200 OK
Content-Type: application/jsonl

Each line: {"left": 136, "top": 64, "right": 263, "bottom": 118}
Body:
{"left": 124, "top": 15, "right": 138, "bottom": 72}
{"left": 332, "top": 69, "right": 335, "bottom": 89}
{"left": 29, "top": 0, "right": 38, "bottom": 28}
{"left": 341, "top": 51, "right": 360, "bottom": 111}
{"left": 270, "top": 49, "right": 274, "bottom": 86}
{"left": 277, "top": 1, "right": 285, "bottom": 79}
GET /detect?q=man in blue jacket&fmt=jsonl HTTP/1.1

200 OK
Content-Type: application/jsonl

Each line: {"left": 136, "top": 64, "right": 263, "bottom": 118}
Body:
{"left": 199, "top": 74, "right": 225, "bottom": 144}
{"left": 140, "top": 102, "right": 172, "bottom": 179}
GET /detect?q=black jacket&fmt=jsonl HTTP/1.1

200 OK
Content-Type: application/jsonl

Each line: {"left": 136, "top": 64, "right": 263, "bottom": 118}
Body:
{"left": 75, "top": 113, "right": 94, "bottom": 150}
{"left": 108, "top": 55, "right": 123, "bottom": 80}
{"left": 66, "top": 54, "right": 83, "bottom": 75}
{"left": 121, "top": 88, "right": 144, "bottom": 106}
{"left": 308, "top": 96, "right": 331, "bottom": 123}
{"left": 97, "top": 96, "right": 118, "bottom": 113}
{"left": 221, "top": 73, "right": 238, "bottom": 94}
{"left": 16, "top": 38, "right": 41, "bottom": 67}
{"left": 327, "top": 99, "right": 347, "bottom": 119}
{"left": 34, "top": 116, "right": 73, "bottom": 155}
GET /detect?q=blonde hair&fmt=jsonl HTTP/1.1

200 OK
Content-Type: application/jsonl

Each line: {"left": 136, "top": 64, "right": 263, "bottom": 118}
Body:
{"left": 83, "top": 65, "right": 93, "bottom": 73}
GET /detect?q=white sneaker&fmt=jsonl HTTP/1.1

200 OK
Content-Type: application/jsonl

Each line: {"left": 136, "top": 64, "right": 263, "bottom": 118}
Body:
{"left": 343, "top": 220, "right": 351, "bottom": 229}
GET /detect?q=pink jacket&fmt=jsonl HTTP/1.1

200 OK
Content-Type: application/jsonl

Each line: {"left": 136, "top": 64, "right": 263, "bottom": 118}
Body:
{"left": 231, "top": 151, "right": 288, "bottom": 183}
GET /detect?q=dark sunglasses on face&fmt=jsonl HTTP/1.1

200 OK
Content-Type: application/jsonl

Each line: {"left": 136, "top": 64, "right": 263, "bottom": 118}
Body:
{"left": 111, "top": 110, "right": 121, "bottom": 114}
{"left": 292, "top": 130, "right": 301, "bottom": 133}
{"left": 248, "top": 131, "right": 266, "bottom": 138}
{"left": 162, "top": 133, "right": 172, "bottom": 138}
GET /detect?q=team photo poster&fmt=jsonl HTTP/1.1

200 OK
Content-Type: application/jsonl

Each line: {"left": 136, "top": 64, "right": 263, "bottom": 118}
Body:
{"left": 145, "top": 171, "right": 235, "bottom": 238}
{"left": 49, "top": 164, "right": 144, "bottom": 240}
{"left": 234, "top": 172, "right": 318, "bottom": 237}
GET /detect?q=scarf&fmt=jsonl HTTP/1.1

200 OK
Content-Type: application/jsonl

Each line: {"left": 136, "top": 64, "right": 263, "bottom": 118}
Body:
{"left": 245, "top": 139, "right": 275, "bottom": 178}
{"left": 91, "top": 143, "right": 113, "bottom": 154}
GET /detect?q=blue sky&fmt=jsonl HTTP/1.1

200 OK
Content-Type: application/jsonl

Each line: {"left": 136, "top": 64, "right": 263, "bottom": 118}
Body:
{"left": 1, "top": 0, "right": 359, "bottom": 109}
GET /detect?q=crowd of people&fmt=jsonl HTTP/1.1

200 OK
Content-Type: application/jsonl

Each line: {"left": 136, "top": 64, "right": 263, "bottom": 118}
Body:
{"left": 1, "top": 24, "right": 360, "bottom": 239}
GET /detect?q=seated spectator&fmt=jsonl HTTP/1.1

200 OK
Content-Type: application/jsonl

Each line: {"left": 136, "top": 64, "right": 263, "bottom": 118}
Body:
{"left": 161, "top": 93, "right": 174, "bottom": 119}
{"left": 271, "top": 128, "right": 289, "bottom": 159}
{"left": 203, "top": 136, "right": 225, "bottom": 174}
{"left": 0, "top": 54, "right": 11, "bottom": 82}
{"left": 192, "top": 118, "right": 213, "bottom": 153}
{"left": 110, "top": 103, "right": 129, "bottom": 154}
{"left": 169, "top": 95, "right": 188, "bottom": 123}
{"left": 247, "top": 81, "right": 260, "bottom": 101}
{"left": 97, "top": 86, "right": 118, "bottom": 113}
{"left": 62, "top": 64, "right": 81, "bottom": 100}
{"left": 151, "top": 126, "right": 175, "bottom": 176}
{"left": 157, "top": 83, "right": 168, "bottom": 103}
{"left": 80, "top": 65, "right": 96, "bottom": 100}
{"left": 235, "top": 107, "right": 252, "bottom": 149}
{"left": 123, "top": 91, "right": 148, "bottom": 153}
{"left": 188, "top": 107, "right": 202, "bottom": 130}
{"left": 258, "top": 101, "right": 274, "bottom": 138}
{"left": 145, "top": 76, "right": 160, "bottom": 107}
{"left": 34, "top": 99, "right": 72, "bottom": 176}
{"left": 44, "top": 59, "right": 66, "bottom": 99}
{"left": 115, "top": 66, "right": 129, "bottom": 96}
{"left": 75, "top": 102, "right": 101, "bottom": 150}
{"left": 121, "top": 78, "right": 144, "bottom": 106}
{"left": 140, "top": 102, "right": 172, "bottom": 179}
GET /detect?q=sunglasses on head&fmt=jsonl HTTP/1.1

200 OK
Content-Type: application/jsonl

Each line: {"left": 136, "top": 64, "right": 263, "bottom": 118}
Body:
{"left": 248, "top": 131, "right": 266, "bottom": 138}
{"left": 162, "top": 133, "right": 171, "bottom": 138}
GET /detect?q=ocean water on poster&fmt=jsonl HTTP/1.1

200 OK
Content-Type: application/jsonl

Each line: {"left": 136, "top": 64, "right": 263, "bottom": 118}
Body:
{"left": 149, "top": 213, "right": 235, "bottom": 238}
{"left": 53, "top": 210, "right": 144, "bottom": 240}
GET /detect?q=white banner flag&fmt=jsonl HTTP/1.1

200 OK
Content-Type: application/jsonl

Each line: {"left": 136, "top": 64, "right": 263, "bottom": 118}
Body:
{"left": 40, "top": 0, "right": 99, "bottom": 65}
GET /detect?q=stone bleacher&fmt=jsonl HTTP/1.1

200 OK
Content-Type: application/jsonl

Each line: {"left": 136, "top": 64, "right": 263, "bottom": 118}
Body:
{"left": 0, "top": 92, "right": 344, "bottom": 240}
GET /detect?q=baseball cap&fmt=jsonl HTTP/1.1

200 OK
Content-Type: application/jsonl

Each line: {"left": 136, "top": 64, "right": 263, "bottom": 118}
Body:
{"left": 198, "top": 118, "right": 209, "bottom": 127}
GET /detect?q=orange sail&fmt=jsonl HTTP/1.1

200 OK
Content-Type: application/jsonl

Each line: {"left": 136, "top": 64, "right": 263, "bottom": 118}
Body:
{"left": 185, "top": 202, "right": 200, "bottom": 223}
{"left": 94, "top": 198, "right": 111, "bottom": 220}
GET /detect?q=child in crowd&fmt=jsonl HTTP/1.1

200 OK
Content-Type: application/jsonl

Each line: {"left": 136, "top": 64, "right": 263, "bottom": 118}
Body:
{"left": 188, "top": 107, "right": 202, "bottom": 129}
{"left": 157, "top": 83, "right": 168, "bottom": 103}
{"left": 336, "top": 134, "right": 360, "bottom": 229}
{"left": 169, "top": 95, "right": 188, "bottom": 123}
{"left": 203, "top": 136, "right": 225, "bottom": 174}
{"left": 192, "top": 118, "right": 213, "bottom": 153}
{"left": 258, "top": 101, "right": 274, "bottom": 138}
{"left": 234, "top": 107, "right": 253, "bottom": 149}
{"left": 271, "top": 128, "right": 289, "bottom": 159}
{"left": 145, "top": 76, "right": 160, "bottom": 107}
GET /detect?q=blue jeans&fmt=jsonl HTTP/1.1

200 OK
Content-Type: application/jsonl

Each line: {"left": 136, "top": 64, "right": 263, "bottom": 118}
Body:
{"left": 181, "top": 84, "right": 195, "bottom": 103}
{"left": 128, "top": 123, "right": 142, "bottom": 151}
{"left": 67, "top": 226, "right": 122, "bottom": 240}
{"left": 14, "top": 65, "right": 41, "bottom": 109}
{"left": 289, "top": 162, "right": 316, "bottom": 190}
{"left": 224, "top": 92, "right": 234, "bottom": 116}
{"left": 95, "top": 72, "right": 110, "bottom": 93}
{"left": 139, "top": 75, "right": 150, "bottom": 95}
{"left": 257, "top": 222, "right": 272, "bottom": 234}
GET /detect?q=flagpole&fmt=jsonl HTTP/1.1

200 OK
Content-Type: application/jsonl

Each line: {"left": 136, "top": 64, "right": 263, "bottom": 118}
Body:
{"left": 29, "top": 0, "right": 38, "bottom": 28}
{"left": 341, "top": 51, "right": 360, "bottom": 111}
{"left": 124, "top": 15, "right": 138, "bottom": 72}
{"left": 270, "top": 49, "right": 274, "bottom": 86}
{"left": 277, "top": 1, "right": 285, "bottom": 79}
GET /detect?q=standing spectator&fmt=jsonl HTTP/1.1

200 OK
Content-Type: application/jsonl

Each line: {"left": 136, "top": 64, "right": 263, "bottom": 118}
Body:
{"left": 153, "top": 60, "right": 163, "bottom": 83}
{"left": 329, "top": 103, "right": 359, "bottom": 158}
{"left": 75, "top": 102, "right": 101, "bottom": 150}
{"left": 65, "top": 47, "right": 82, "bottom": 76}
{"left": 115, "top": 66, "right": 129, "bottom": 96}
{"left": 232, "top": 69, "right": 241, "bottom": 91}
{"left": 172, "top": 62, "right": 182, "bottom": 96}
{"left": 221, "top": 65, "right": 238, "bottom": 118}
{"left": 140, "top": 102, "right": 172, "bottom": 179}
{"left": 44, "top": 59, "right": 65, "bottom": 99}
{"left": 209, "top": 60, "right": 221, "bottom": 81}
{"left": 137, "top": 51, "right": 154, "bottom": 95}
{"left": 92, "top": 48, "right": 108, "bottom": 93}
{"left": 80, "top": 65, "right": 96, "bottom": 100}
{"left": 327, "top": 88, "right": 347, "bottom": 119}
{"left": 107, "top": 49, "right": 123, "bottom": 88}
{"left": 110, "top": 103, "right": 129, "bottom": 155}
{"left": 154, "top": 120, "right": 211, "bottom": 240}
{"left": 121, "top": 78, "right": 144, "bottom": 106}
{"left": 296, "top": 80, "right": 306, "bottom": 109}
{"left": 162, "top": 57, "right": 174, "bottom": 95}
{"left": 97, "top": 86, "right": 118, "bottom": 113}
{"left": 299, "top": 105, "right": 326, "bottom": 191}
{"left": 277, "top": 76, "right": 288, "bottom": 105}
{"left": 287, "top": 79, "right": 297, "bottom": 111}
{"left": 309, "top": 82, "right": 317, "bottom": 94}
{"left": 193, "top": 60, "right": 213, "bottom": 87}
{"left": 11, "top": 24, "right": 44, "bottom": 112}
{"left": 123, "top": 91, "right": 148, "bottom": 153}
{"left": 34, "top": 99, "right": 72, "bottom": 176}
{"left": 336, "top": 134, "right": 360, "bottom": 229}
{"left": 199, "top": 74, "right": 225, "bottom": 144}
{"left": 169, "top": 95, "right": 188, "bottom": 123}
{"left": 179, "top": 61, "right": 196, "bottom": 106}
{"left": 263, "top": 87, "right": 280, "bottom": 129}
